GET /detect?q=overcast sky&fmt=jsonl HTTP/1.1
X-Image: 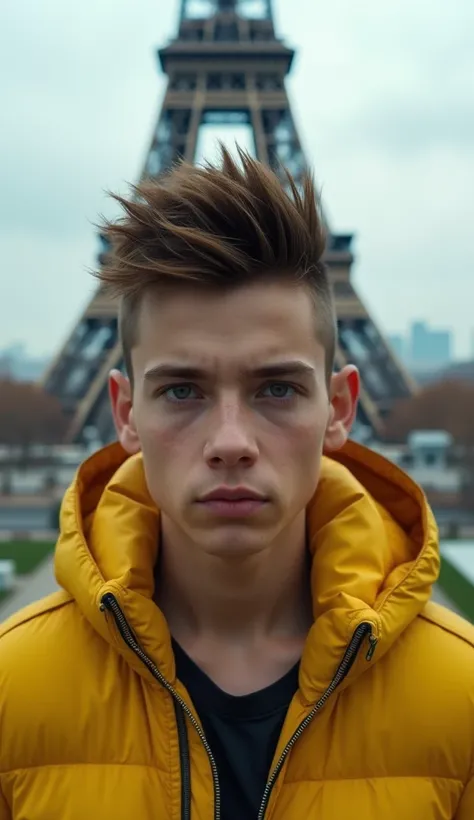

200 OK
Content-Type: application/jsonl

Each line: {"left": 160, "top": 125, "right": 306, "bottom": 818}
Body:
{"left": 1, "top": 0, "right": 473, "bottom": 359}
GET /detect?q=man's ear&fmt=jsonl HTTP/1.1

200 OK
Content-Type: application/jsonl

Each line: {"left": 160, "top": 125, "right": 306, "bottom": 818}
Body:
{"left": 323, "top": 365, "right": 360, "bottom": 452}
{"left": 109, "top": 369, "right": 141, "bottom": 454}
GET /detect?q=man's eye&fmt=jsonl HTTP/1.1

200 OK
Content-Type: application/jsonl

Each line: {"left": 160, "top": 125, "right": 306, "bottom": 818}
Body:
{"left": 163, "top": 385, "right": 199, "bottom": 402}
{"left": 158, "top": 382, "right": 298, "bottom": 403}
{"left": 260, "top": 383, "right": 297, "bottom": 399}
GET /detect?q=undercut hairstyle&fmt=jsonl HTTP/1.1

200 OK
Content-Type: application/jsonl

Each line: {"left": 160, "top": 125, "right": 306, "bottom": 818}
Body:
{"left": 96, "top": 147, "right": 337, "bottom": 383}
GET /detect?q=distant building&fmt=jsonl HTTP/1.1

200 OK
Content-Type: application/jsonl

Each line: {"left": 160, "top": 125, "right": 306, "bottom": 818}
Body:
{"left": 373, "top": 430, "right": 474, "bottom": 533}
{"left": 0, "top": 444, "right": 87, "bottom": 533}
{"left": 387, "top": 322, "right": 453, "bottom": 377}
{"left": 410, "top": 321, "right": 452, "bottom": 372}
{"left": 374, "top": 430, "right": 461, "bottom": 495}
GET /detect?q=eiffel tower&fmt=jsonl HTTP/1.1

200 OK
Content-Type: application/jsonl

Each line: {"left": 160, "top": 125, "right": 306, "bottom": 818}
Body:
{"left": 42, "top": 0, "right": 416, "bottom": 446}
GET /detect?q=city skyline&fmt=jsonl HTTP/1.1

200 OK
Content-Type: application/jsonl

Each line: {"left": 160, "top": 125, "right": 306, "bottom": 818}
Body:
{"left": 1, "top": 0, "right": 473, "bottom": 359}
{"left": 389, "top": 321, "right": 453, "bottom": 372}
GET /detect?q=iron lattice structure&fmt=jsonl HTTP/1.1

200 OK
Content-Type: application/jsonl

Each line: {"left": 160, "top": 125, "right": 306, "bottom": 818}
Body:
{"left": 42, "top": 0, "right": 416, "bottom": 445}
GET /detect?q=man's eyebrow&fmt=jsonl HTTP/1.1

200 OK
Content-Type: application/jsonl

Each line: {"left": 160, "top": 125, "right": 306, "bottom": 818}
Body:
{"left": 250, "top": 361, "right": 315, "bottom": 378}
{"left": 143, "top": 360, "right": 316, "bottom": 381}
{"left": 144, "top": 364, "right": 208, "bottom": 382}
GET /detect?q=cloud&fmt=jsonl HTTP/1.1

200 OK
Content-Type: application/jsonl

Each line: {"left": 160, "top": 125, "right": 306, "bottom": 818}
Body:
{"left": 0, "top": 0, "right": 173, "bottom": 238}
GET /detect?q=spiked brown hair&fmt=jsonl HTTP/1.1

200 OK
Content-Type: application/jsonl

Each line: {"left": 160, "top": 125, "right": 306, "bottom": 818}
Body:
{"left": 96, "top": 147, "right": 337, "bottom": 382}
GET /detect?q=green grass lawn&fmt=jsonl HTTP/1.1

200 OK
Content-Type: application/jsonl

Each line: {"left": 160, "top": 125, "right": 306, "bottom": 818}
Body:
{"left": 0, "top": 588, "right": 10, "bottom": 605}
{"left": 439, "top": 555, "right": 474, "bottom": 623}
{"left": 0, "top": 541, "right": 54, "bottom": 576}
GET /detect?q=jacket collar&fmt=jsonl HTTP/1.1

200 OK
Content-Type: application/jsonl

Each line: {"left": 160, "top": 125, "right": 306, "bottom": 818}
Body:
{"left": 55, "top": 440, "right": 439, "bottom": 702}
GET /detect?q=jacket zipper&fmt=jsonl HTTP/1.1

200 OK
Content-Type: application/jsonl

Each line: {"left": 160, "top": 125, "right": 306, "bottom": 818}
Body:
{"left": 174, "top": 701, "right": 192, "bottom": 820}
{"left": 100, "top": 592, "right": 220, "bottom": 820}
{"left": 256, "top": 621, "right": 375, "bottom": 820}
{"left": 101, "top": 592, "right": 376, "bottom": 820}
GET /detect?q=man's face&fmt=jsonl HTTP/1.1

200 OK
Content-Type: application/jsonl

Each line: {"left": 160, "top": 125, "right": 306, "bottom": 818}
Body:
{"left": 111, "top": 281, "right": 358, "bottom": 558}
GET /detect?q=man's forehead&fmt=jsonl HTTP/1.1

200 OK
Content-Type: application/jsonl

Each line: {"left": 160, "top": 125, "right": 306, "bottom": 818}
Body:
{"left": 133, "top": 281, "right": 324, "bottom": 375}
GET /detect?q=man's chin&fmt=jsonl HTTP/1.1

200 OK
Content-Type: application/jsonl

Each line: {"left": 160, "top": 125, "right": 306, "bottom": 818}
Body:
{"left": 194, "top": 529, "right": 273, "bottom": 560}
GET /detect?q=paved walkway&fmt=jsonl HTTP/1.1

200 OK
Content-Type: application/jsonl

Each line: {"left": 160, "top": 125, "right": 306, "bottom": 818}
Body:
{"left": 0, "top": 554, "right": 58, "bottom": 621}
{"left": 0, "top": 554, "right": 463, "bottom": 622}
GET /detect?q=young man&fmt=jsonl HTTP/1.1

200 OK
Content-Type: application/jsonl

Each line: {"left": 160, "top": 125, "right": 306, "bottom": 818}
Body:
{"left": 0, "top": 151, "right": 473, "bottom": 820}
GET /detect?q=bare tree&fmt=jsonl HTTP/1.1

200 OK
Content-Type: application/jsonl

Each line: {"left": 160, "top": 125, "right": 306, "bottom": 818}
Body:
{"left": 0, "top": 378, "right": 68, "bottom": 452}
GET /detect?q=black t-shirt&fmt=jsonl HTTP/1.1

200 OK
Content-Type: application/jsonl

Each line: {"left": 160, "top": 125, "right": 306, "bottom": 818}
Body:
{"left": 173, "top": 639, "right": 299, "bottom": 820}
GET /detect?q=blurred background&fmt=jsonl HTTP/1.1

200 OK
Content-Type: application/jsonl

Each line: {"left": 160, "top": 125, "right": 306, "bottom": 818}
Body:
{"left": 0, "top": 0, "right": 473, "bottom": 621}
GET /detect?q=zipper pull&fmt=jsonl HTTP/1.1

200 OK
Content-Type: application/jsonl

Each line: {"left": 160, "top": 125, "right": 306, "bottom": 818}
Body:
{"left": 100, "top": 593, "right": 114, "bottom": 612}
{"left": 366, "top": 634, "right": 378, "bottom": 661}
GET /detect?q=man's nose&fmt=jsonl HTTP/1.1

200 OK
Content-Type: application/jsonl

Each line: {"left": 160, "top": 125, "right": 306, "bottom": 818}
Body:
{"left": 203, "top": 399, "right": 259, "bottom": 467}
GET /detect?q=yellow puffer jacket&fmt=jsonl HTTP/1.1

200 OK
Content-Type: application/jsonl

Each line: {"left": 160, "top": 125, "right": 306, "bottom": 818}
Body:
{"left": 0, "top": 441, "right": 473, "bottom": 819}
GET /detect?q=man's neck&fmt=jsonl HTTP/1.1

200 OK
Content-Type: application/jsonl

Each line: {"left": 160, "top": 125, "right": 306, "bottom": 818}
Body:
{"left": 154, "top": 511, "right": 313, "bottom": 694}
{"left": 155, "top": 511, "right": 312, "bottom": 641}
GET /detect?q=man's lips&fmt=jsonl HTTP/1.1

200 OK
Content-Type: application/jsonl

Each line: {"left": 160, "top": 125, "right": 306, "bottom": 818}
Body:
{"left": 196, "top": 487, "right": 269, "bottom": 517}
{"left": 198, "top": 486, "right": 267, "bottom": 503}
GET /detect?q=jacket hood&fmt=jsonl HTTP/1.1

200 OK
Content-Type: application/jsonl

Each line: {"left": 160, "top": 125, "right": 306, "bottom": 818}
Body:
{"left": 55, "top": 439, "right": 440, "bottom": 703}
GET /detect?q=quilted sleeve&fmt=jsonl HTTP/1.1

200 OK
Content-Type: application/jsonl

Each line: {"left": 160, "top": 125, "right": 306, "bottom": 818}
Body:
{"left": 455, "top": 778, "right": 474, "bottom": 819}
